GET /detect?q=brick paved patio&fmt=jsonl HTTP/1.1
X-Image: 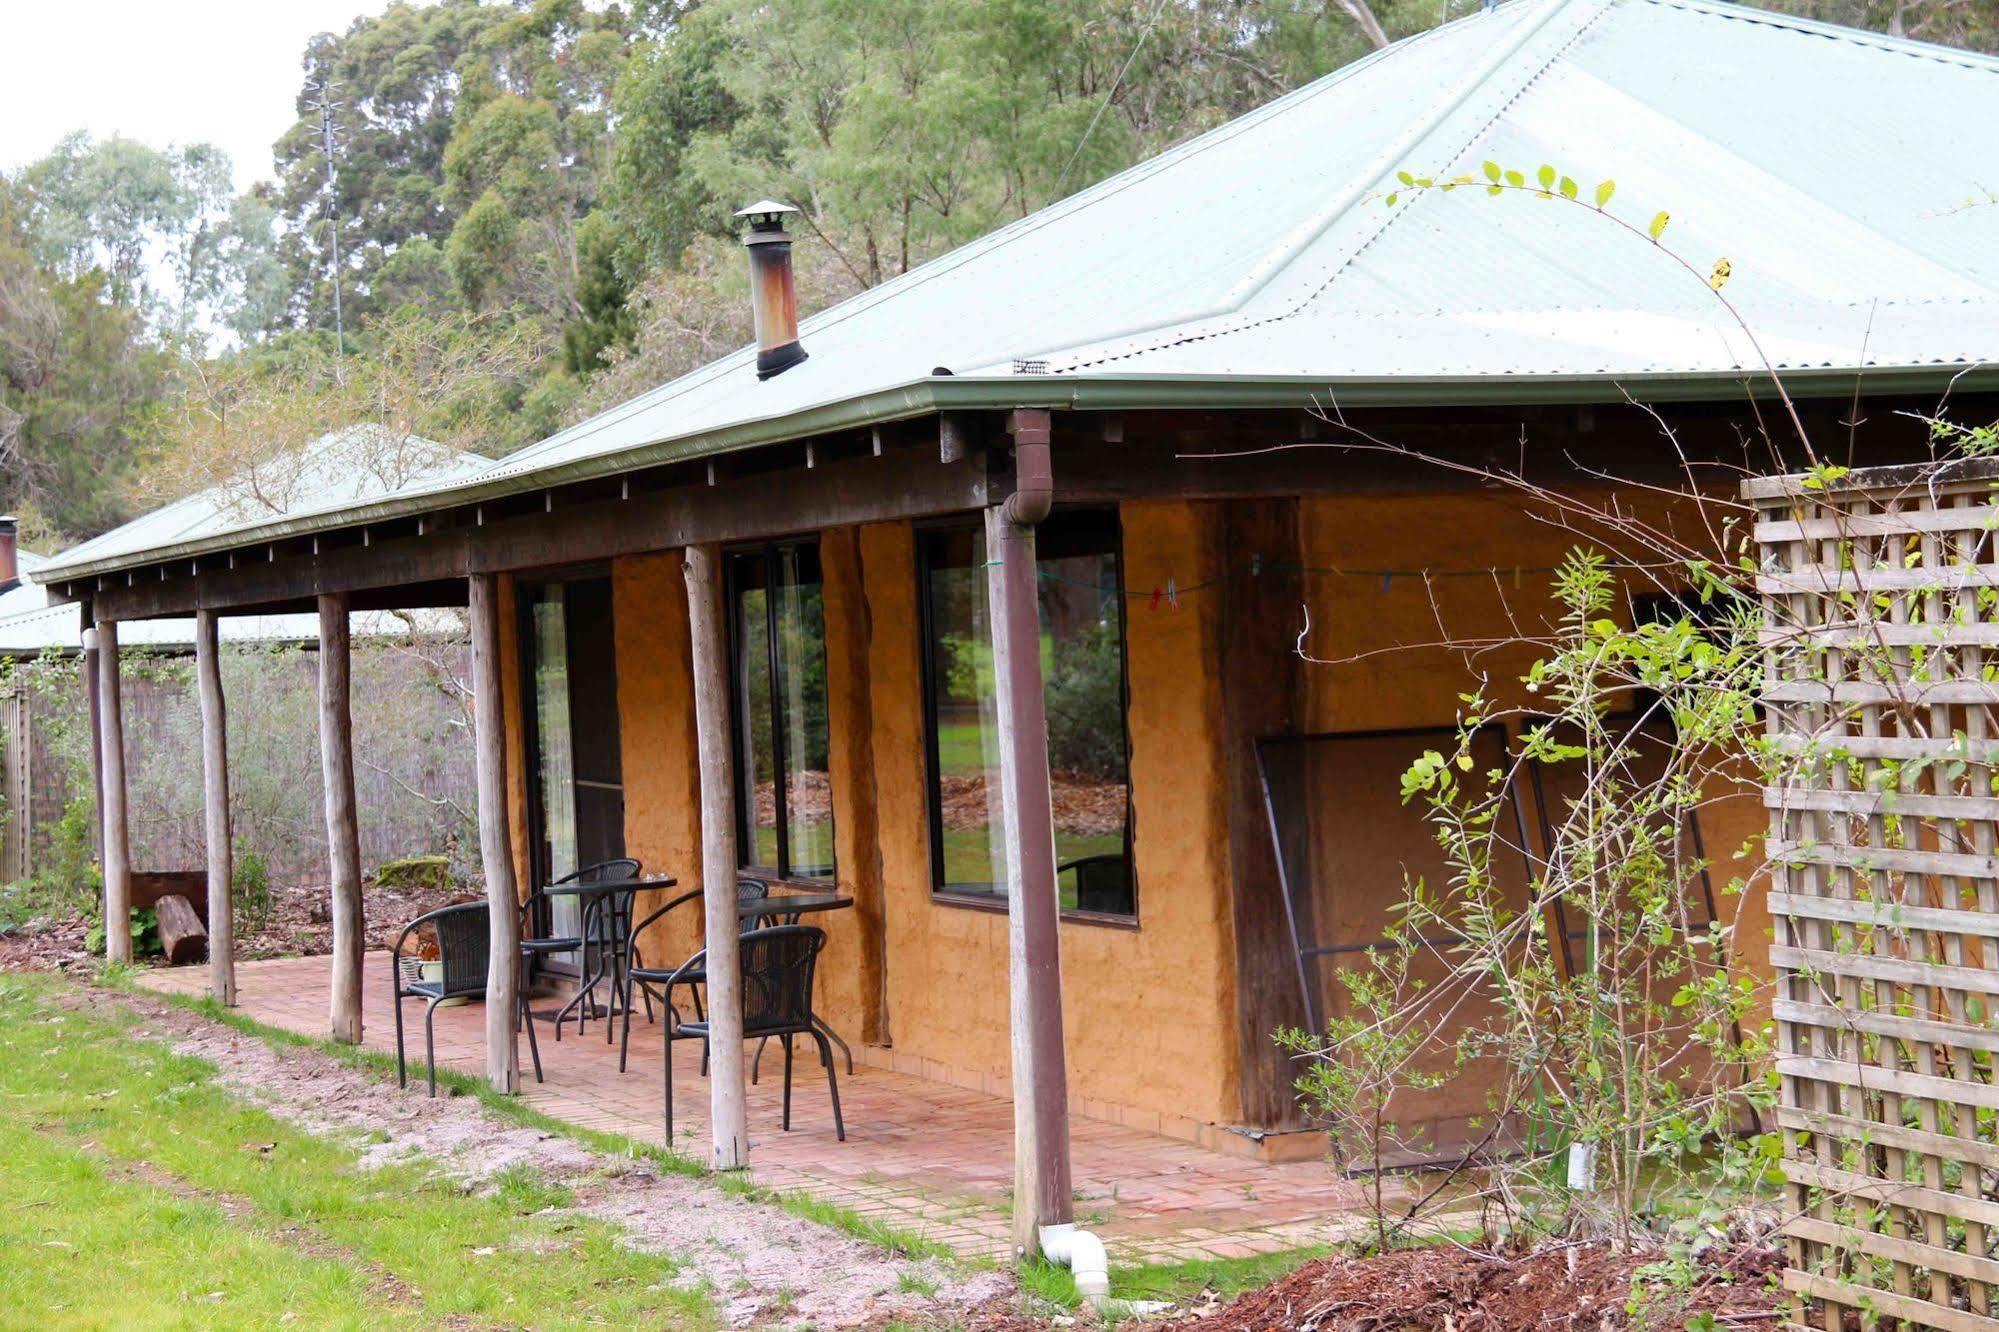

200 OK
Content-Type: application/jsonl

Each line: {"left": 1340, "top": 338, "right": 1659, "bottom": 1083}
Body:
{"left": 139, "top": 952, "right": 1395, "bottom": 1263}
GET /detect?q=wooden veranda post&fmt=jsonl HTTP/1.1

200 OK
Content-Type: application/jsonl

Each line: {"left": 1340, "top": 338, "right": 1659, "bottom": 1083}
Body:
{"left": 985, "top": 408, "right": 1076, "bottom": 1259}
{"left": 685, "top": 543, "right": 749, "bottom": 1168}
{"left": 469, "top": 573, "right": 521, "bottom": 1094}
{"left": 317, "top": 592, "right": 364, "bottom": 1044}
{"left": 195, "top": 609, "right": 235, "bottom": 1005}
{"left": 94, "top": 619, "right": 132, "bottom": 964}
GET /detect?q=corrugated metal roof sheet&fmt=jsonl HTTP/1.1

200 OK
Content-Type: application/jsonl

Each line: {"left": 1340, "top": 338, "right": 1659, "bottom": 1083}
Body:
{"left": 49, "top": 426, "right": 488, "bottom": 570}
{"left": 42, "top": 0, "right": 1999, "bottom": 581}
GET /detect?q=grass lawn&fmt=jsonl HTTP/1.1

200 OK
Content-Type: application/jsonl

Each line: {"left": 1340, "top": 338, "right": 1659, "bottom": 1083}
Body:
{"left": 0, "top": 972, "right": 710, "bottom": 1330}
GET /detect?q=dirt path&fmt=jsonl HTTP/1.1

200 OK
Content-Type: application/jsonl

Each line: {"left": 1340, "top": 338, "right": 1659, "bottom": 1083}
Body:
{"left": 92, "top": 984, "right": 1016, "bottom": 1329}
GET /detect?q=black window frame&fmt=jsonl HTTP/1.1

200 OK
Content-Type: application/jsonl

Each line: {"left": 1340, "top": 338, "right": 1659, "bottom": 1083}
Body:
{"left": 914, "top": 507, "right": 1139, "bottom": 926}
{"left": 724, "top": 536, "right": 835, "bottom": 884}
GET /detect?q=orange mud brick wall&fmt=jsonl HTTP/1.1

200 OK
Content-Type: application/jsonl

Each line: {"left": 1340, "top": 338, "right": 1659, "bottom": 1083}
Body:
{"left": 612, "top": 552, "right": 704, "bottom": 959}
{"left": 604, "top": 541, "right": 883, "bottom": 1045}
{"left": 853, "top": 504, "right": 1244, "bottom": 1135}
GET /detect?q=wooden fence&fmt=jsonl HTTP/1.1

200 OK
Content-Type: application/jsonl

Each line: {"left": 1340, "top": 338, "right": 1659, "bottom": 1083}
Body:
{"left": 1753, "top": 457, "right": 1999, "bottom": 1331}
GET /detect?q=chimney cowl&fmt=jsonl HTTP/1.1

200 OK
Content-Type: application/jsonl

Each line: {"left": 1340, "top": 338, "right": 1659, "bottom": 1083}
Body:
{"left": 0, "top": 514, "right": 17, "bottom": 595}
{"left": 737, "top": 201, "right": 807, "bottom": 380}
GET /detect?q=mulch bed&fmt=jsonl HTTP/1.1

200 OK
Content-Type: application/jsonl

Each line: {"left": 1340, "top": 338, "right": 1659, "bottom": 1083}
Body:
{"left": 0, "top": 874, "right": 464, "bottom": 975}
{"left": 236, "top": 874, "right": 464, "bottom": 959}
{"left": 1169, "top": 1237, "right": 1784, "bottom": 1332}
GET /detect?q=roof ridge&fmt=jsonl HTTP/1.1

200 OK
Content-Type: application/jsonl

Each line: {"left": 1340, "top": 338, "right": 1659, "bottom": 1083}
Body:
{"left": 489, "top": 5, "right": 1517, "bottom": 472}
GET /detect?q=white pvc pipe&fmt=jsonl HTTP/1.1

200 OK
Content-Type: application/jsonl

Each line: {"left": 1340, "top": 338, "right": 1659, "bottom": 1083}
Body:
{"left": 1039, "top": 1223, "right": 1110, "bottom": 1301}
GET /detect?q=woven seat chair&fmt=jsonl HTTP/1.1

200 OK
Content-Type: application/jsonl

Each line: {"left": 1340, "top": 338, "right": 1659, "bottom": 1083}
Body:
{"left": 618, "top": 877, "right": 770, "bottom": 1074}
{"left": 390, "top": 901, "right": 541, "bottom": 1096}
{"left": 658, "top": 924, "right": 844, "bottom": 1145}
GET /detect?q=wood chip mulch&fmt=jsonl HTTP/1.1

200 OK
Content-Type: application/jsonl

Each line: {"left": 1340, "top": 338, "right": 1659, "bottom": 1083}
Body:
{"left": 1168, "top": 1237, "right": 1784, "bottom": 1332}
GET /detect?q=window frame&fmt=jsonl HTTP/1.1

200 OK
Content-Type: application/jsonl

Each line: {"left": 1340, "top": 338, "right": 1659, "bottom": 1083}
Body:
{"left": 723, "top": 536, "right": 834, "bottom": 885}
{"left": 914, "top": 508, "right": 1139, "bottom": 926}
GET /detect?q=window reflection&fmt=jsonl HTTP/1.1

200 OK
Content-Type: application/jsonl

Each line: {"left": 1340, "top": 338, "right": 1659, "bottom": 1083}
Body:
{"left": 729, "top": 541, "right": 835, "bottom": 882}
{"left": 919, "top": 510, "right": 1135, "bottom": 917}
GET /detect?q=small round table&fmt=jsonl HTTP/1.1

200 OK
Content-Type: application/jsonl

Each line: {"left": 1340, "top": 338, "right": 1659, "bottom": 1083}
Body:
{"left": 539, "top": 875, "right": 677, "bottom": 1039}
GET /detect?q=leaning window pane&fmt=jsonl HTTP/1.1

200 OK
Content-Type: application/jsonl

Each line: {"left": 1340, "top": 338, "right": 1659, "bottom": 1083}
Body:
{"left": 775, "top": 543, "right": 836, "bottom": 881}
{"left": 922, "top": 526, "right": 1007, "bottom": 898}
{"left": 730, "top": 553, "right": 778, "bottom": 870}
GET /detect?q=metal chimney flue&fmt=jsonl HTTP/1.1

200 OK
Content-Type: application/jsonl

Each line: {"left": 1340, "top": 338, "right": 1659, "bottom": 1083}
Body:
{"left": 0, "top": 515, "right": 17, "bottom": 594}
{"left": 738, "top": 201, "right": 808, "bottom": 380}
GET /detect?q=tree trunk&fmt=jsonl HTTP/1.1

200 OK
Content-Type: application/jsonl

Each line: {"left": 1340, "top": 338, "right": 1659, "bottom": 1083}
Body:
{"left": 470, "top": 573, "right": 521, "bottom": 1094}
{"left": 685, "top": 544, "right": 749, "bottom": 1168}
{"left": 1338, "top": 0, "right": 1393, "bottom": 50}
{"left": 984, "top": 503, "right": 1075, "bottom": 1259}
{"left": 196, "top": 609, "right": 235, "bottom": 1005}
{"left": 95, "top": 620, "right": 132, "bottom": 965}
{"left": 317, "top": 593, "right": 364, "bottom": 1044}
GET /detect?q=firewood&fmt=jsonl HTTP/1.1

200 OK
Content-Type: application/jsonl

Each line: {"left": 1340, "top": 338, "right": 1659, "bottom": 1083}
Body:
{"left": 154, "top": 893, "right": 208, "bottom": 966}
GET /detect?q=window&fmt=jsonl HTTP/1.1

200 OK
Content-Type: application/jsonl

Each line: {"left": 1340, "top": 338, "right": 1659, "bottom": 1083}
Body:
{"left": 727, "top": 540, "right": 835, "bottom": 881}
{"left": 519, "top": 574, "right": 625, "bottom": 970}
{"left": 918, "top": 509, "right": 1135, "bottom": 919}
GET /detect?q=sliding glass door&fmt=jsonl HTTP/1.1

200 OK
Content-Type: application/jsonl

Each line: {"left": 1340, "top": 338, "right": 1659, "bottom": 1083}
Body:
{"left": 521, "top": 574, "right": 625, "bottom": 968}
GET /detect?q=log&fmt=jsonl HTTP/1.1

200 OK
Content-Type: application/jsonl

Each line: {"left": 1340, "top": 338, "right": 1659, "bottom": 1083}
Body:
{"left": 469, "top": 572, "right": 521, "bottom": 1095}
{"left": 685, "top": 543, "right": 749, "bottom": 1168}
{"left": 196, "top": 608, "right": 235, "bottom": 1005}
{"left": 94, "top": 620, "right": 132, "bottom": 965}
{"left": 317, "top": 592, "right": 364, "bottom": 1044}
{"left": 154, "top": 893, "right": 208, "bottom": 966}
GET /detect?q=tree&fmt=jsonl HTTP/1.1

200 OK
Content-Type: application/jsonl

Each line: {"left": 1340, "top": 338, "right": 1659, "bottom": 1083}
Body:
{"left": 0, "top": 178, "right": 166, "bottom": 540}
{"left": 12, "top": 133, "right": 275, "bottom": 347}
{"left": 143, "top": 305, "right": 543, "bottom": 517}
{"left": 270, "top": 0, "right": 635, "bottom": 341}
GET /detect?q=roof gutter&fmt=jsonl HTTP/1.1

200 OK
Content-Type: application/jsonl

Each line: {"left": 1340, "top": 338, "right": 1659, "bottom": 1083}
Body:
{"left": 40, "top": 361, "right": 1999, "bottom": 585}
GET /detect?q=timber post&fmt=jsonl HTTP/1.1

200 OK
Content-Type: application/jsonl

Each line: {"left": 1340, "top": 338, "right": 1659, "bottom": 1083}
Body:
{"left": 195, "top": 608, "right": 235, "bottom": 1006}
{"left": 985, "top": 408, "right": 1076, "bottom": 1259}
{"left": 81, "top": 619, "right": 105, "bottom": 857}
{"left": 469, "top": 573, "right": 521, "bottom": 1094}
{"left": 685, "top": 543, "right": 750, "bottom": 1168}
{"left": 94, "top": 619, "right": 132, "bottom": 965}
{"left": 316, "top": 592, "right": 364, "bottom": 1044}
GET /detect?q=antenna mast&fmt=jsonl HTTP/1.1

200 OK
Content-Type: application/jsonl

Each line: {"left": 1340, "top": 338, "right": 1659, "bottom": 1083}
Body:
{"left": 314, "top": 76, "right": 346, "bottom": 379}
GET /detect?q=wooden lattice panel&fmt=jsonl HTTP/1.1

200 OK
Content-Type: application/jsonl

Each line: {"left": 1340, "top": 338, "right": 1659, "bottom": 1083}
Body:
{"left": 1751, "top": 459, "right": 1999, "bottom": 1332}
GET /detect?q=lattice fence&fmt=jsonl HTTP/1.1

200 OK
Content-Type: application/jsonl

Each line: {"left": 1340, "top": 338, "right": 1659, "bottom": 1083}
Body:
{"left": 1753, "top": 457, "right": 1999, "bottom": 1331}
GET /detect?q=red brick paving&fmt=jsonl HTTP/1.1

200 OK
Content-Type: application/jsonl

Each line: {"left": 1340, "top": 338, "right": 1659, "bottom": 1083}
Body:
{"left": 140, "top": 953, "right": 1389, "bottom": 1262}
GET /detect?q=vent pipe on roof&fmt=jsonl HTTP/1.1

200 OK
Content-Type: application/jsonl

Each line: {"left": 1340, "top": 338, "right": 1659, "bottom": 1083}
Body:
{"left": 738, "top": 201, "right": 808, "bottom": 380}
{"left": 0, "top": 515, "right": 17, "bottom": 594}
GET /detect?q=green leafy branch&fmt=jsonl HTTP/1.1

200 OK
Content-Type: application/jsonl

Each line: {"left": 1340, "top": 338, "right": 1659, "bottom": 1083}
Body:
{"left": 1383, "top": 161, "right": 1815, "bottom": 466}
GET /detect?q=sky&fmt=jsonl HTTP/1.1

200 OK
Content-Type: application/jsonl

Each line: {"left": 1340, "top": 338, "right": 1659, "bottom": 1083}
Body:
{"left": 0, "top": 0, "right": 393, "bottom": 193}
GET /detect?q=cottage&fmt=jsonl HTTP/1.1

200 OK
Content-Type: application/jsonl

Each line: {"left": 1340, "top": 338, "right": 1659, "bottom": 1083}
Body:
{"left": 38, "top": 0, "right": 1999, "bottom": 1261}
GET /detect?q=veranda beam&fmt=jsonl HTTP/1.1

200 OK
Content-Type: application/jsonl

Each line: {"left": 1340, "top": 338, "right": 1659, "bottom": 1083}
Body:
{"left": 983, "top": 412, "right": 1076, "bottom": 1259}
{"left": 93, "top": 620, "right": 132, "bottom": 965}
{"left": 195, "top": 609, "right": 235, "bottom": 1006}
{"left": 316, "top": 592, "right": 364, "bottom": 1044}
{"left": 684, "top": 543, "right": 750, "bottom": 1168}
{"left": 468, "top": 573, "right": 521, "bottom": 1094}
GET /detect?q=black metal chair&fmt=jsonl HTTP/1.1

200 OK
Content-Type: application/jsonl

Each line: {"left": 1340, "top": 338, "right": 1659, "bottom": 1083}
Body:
{"left": 391, "top": 901, "right": 541, "bottom": 1097}
{"left": 619, "top": 877, "right": 770, "bottom": 1074}
{"left": 1060, "top": 853, "right": 1133, "bottom": 916}
{"left": 523, "top": 857, "right": 642, "bottom": 1040}
{"left": 619, "top": 884, "right": 705, "bottom": 1072}
{"left": 660, "top": 924, "right": 844, "bottom": 1146}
